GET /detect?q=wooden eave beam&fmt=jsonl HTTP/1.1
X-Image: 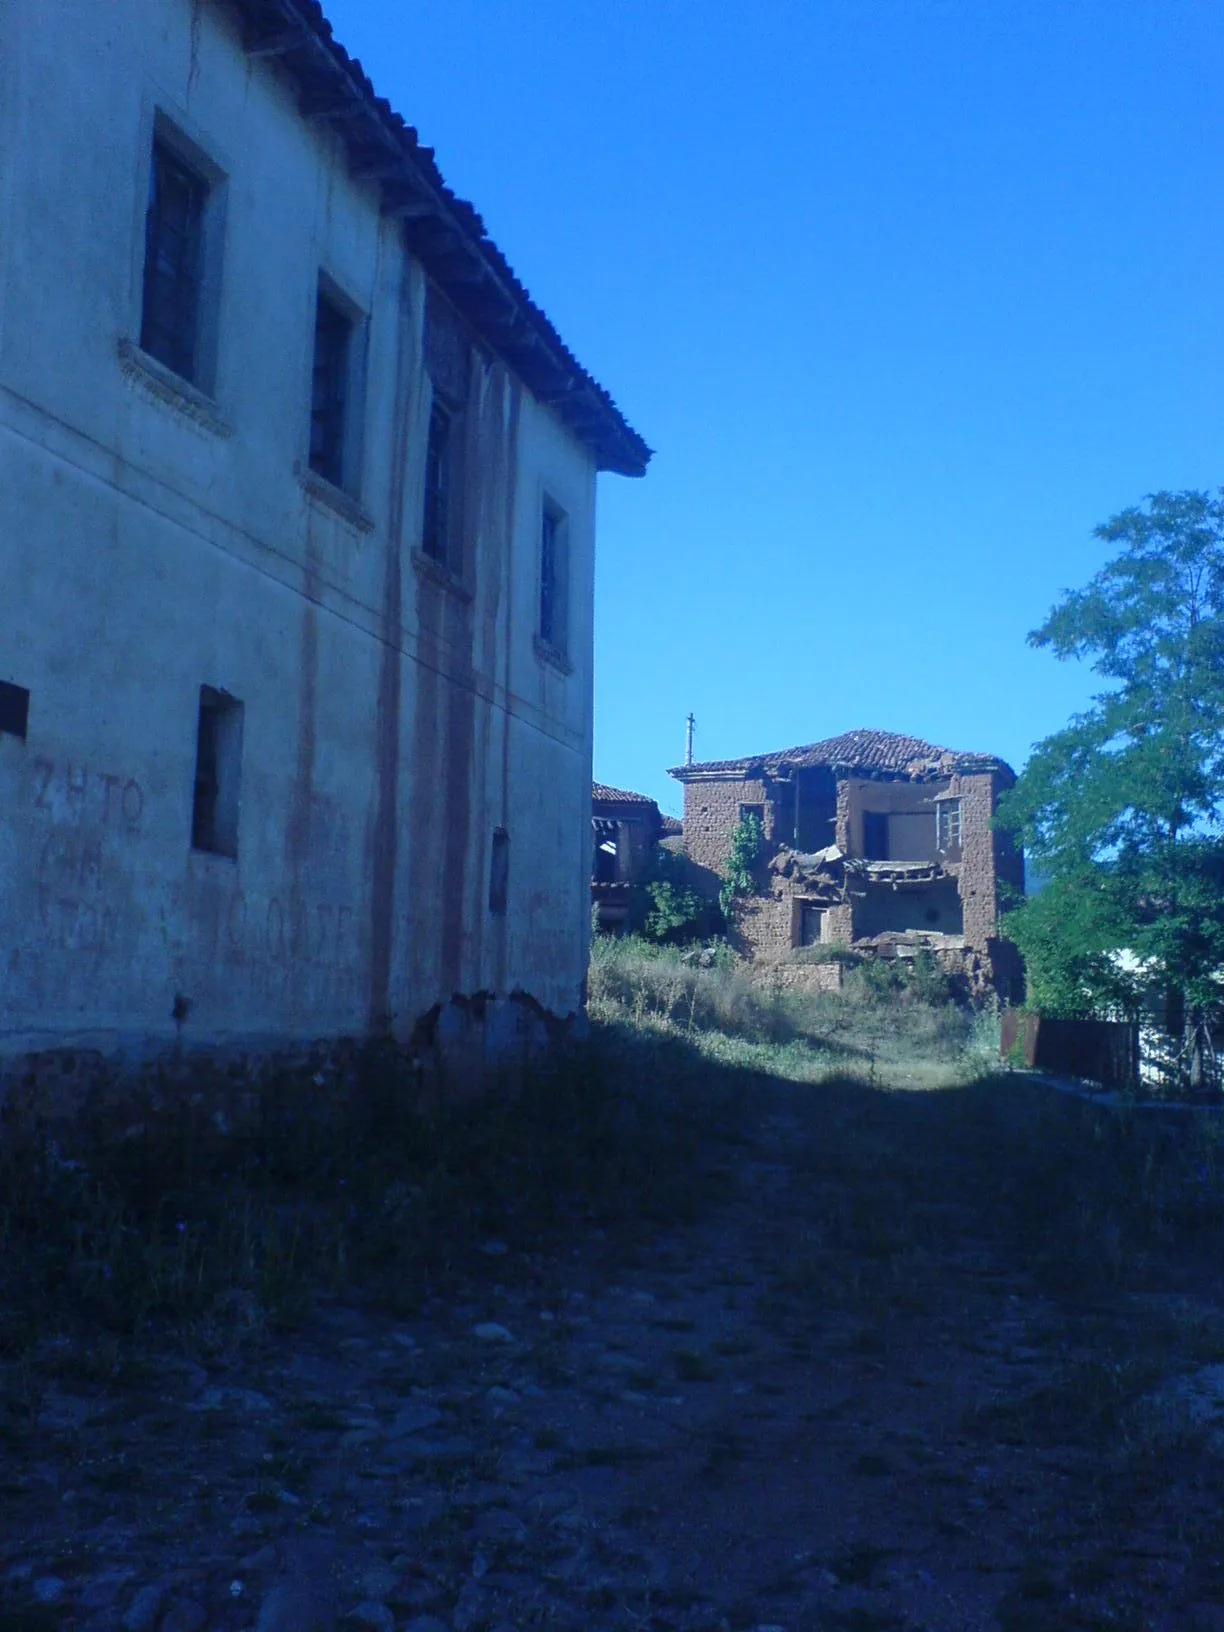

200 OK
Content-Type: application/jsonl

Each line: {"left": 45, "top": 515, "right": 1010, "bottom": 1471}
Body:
{"left": 301, "top": 90, "right": 368, "bottom": 122}
{"left": 382, "top": 192, "right": 439, "bottom": 220}
{"left": 245, "top": 24, "right": 310, "bottom": 57}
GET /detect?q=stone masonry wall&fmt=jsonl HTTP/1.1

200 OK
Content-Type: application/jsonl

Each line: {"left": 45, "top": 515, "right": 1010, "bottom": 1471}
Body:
{"left": 682, "top": 777, "right": 774, "bottom": 899}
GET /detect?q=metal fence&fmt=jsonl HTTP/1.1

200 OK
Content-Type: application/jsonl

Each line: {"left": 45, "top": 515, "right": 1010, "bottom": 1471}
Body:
{"left": 1000, "top": 1011, "right": 1140, "bottom": 1090}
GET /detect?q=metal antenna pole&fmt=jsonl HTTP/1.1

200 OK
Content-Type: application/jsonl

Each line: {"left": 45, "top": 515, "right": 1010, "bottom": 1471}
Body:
{"left": 685, "top": 712, "right": 695, "bottom": 766}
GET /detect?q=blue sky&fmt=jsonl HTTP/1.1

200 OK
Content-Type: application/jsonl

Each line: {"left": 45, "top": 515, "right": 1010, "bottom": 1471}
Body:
{"left": 325, "top": 0, "right": 1224, "bottom": 816}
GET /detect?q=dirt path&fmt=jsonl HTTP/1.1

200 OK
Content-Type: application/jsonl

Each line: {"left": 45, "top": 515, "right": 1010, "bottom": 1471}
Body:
{"left": 4, "top": 1072, "right": 1224, "bottom": 1631}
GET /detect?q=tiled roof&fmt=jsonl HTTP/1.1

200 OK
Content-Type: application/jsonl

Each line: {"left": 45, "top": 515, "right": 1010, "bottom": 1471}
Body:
{"left": 226, "top": 0, "right": 650, "bottom": 476}
{"left": 659, "top": 814, "right": 684, "bottom": 835}
{"left": 670, "top": 729, "right": 1012, "bottom": 782}
{"left": 592, "top": 782, "right": 657, "bottom": 806}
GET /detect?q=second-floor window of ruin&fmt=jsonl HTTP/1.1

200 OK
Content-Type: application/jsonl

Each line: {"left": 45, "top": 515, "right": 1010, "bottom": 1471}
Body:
{"left": 539, "top": 499, "right": 569, "bottom": 655}
{"left": 422, "top": 401, "right": 453, "bottom": 564}
{"left": 141, "top": 140, "right": 207, "bottom": 382}
{"left": 310, "top": 290, "right": 352, "bottom": 488}
{"left": 937, "top": 798, "right": 963, "bottom": 853}
{"left": 863, "top": 810, "right": 889, "bottom": 860}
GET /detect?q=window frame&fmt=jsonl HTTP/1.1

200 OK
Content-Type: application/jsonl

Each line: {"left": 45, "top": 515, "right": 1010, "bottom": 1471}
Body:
{"left": 306, "top": 272, "right": 367, "bottom": 499}
{"left": 488, "top": 828, "right": 510, "bottom": 916}
{"left": 135, "top": 111, "right": 228, "bottom": 397}
{"left": 538, "top": 495, "right": 570, "bottom": 660}
{"left": 420, "top": 394, "right": 456, "bottom": 567}
{"left": 191, "top": 686, "right": 244, "bottom": 860}
{"left": 936, "top": 797, "right": 963, "bottom": 857}
{"left": 0, "top": 681, "right": 29, "bottom": 742}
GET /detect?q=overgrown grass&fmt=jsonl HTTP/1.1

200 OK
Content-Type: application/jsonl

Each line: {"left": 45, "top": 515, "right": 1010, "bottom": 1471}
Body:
{"left": 588, "top": 933, "right": 975, "bottom": 1086}
{"left": 0, "top": 1028, "right": 755, "bottom": 1362}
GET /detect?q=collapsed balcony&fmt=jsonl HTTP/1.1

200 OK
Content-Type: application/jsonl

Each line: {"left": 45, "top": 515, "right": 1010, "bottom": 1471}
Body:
{"left": 772, "top": 845, "right": 965, "bottom": 946}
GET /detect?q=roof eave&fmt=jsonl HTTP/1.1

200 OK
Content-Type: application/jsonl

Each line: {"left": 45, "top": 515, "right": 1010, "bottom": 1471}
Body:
{"left": 225, "top": 0, "right": 651, "bottom": 476}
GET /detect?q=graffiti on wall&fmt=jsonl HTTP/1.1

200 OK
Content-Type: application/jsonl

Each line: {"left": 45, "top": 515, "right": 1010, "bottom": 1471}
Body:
{"left": 25, "top": 756, "right": 360, "bottom": 1010}
{"left": 30, "top": 759, "right": 145, "bottom": 955}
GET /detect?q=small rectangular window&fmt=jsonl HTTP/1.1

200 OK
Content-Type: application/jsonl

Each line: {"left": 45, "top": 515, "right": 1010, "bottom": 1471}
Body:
{"left": 0, "top": 681, "right": 29, "bottom": 740}
{"left": 192, "top": 686, "right": 243, "bottom": 858}
{"left": 539, "top": 499, "right": 569, "bottom": 654}
{"left": 738, "top": 803, "right": 764, "bottom": 828}
{"left": 937, "top": 798, "right": 963, "bottom": 853}
{"left": 141, "top": 139, "right": 209, "bottom": 382}
{"left": 489, "top": 828, "right": 509, "bottom": 915}
{"left": 310, "top": 289, "right": 352, "bottom": 488}
{"left": 422, "top": 399, "right": 453, "bottom": 563}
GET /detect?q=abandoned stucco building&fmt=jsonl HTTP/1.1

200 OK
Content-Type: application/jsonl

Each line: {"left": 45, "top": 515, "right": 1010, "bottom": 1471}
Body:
{"left": 670, "top": 730, "right": 1024, "bottom": 998}
{"left": 0, "top": 0, "right": 649, "bottom": 1074}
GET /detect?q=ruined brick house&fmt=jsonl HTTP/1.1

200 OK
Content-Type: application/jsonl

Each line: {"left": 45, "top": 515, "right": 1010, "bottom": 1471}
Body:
{"left": 591, "top": 784, "right": 666, "bottom": 932}
{"left": 0, "top": 0, "right": 649, "bottom": 1080}
{"left": 670, "top": 730, "right": 1024, "bottom": 999}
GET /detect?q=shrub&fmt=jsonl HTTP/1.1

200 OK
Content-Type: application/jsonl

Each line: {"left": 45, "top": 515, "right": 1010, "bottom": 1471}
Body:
{"left": 643, "top": 848, "right": 710, "bottom": 944}
{"left": 719, "top": 813, "right": 764, "bottom": 918}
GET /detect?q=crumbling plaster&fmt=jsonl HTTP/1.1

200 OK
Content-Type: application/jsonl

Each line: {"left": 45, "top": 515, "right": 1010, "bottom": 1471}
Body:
{"left": 0, "top": 0, "right": 638, "bottom": 1071}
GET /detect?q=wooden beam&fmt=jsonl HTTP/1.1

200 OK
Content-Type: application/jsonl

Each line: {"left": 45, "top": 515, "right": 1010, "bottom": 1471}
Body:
{"left": 300, "top": 93, "right": 368, "bottom": 122}
{"left": 382, "top": 192, "right": 438, "bottom": 220}
{"left": 245, "top": 25, "right": 310, "bottom": 57}
{"left": 352, "top": 153, "right": 409, "bottom": 182}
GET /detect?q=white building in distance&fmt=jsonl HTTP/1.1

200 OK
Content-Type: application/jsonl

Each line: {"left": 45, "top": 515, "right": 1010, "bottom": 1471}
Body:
{"left": 0, "top": 0, "right": 649, "bottom": 1072}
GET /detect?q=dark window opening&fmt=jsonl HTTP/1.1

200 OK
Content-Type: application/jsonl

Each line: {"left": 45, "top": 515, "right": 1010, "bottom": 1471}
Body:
{"left": 310, "top": 290, "right": 351, "bottom": 487}
{"left": 141, "top": 140, "right": 207, "bottom": 382}
{"left": 489, "top": 828, "right": 509, "bottom": 915}
{"left": 192, "top": 686, "right": 243, "bottom": 857}
{"left": 863, "top": 810, "right": 889, "bottom": 861}
{"left": 739, "top": 802, "right": 764, "bottom": 829}
{"left": 422, "top": 400, "right": 452, "bottom": 563}
{"left": 539, "top": 500, "right": 568, "bottom": 654}
{"left": 0, "top": 682, "right": 29, "bottom": 741}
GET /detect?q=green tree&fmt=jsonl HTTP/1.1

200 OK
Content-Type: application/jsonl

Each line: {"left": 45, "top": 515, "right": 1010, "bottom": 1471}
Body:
{"left": 999, "top": 489, "right": 1224, "bottom": 1085}
{"left": 719, "top": 812, "right": 764, "bottom": 919}
{"left": 643, "top": 847, "right": 708, "bottom": 943}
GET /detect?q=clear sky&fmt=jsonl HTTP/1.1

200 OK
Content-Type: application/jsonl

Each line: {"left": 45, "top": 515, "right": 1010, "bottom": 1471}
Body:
{"left": 324, "top": 0, "right": 1224, "bottom": 816}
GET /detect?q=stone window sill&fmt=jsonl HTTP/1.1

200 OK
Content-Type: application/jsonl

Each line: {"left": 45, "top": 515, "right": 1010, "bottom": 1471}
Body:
{"left": 118, "top": 338, "right": 231, "bottom": 438}
{"left": 297, "top": 463, "right": 376, "bottom": 533}
{"left": 412, "top": 548, "right": 472, "bottom": 602}
{"left": 533, "top": 636, "right": 573, "bottom": 676}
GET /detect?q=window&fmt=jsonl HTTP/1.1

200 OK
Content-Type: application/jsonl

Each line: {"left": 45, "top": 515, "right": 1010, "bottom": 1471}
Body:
{"left": 593, "top": 817, "right": 619, "bottom": 883}
{"left": 191, "top": 686, "right": 243, "bottom": 857}
{"left": 0, "top": 681, "right": 29, "bottom": 741}
{"left": 141, "top": 139, "right": 209, "bottom": 382}
{"left": 421, "top": 399, "right": 453, "bottom": 563}
{"left": 863, "top": 810, "right": 889, "bottom": 860}
{"left": 936, "top": 798, "right": 963, "bottom": 854}
{"left": 739, "top": 803, "right": 764, "bottom": 828}
{"left": 489, "top": 828, "right": 509, "bottom": 915}
{"left": 310, "top": 288, "right": 353, "bottom": 488}
{"left": 799, "top": 905, "right": 825, "bottom": 947}
{"left": 539, "top": 499, "right": 569, "bottom": 655}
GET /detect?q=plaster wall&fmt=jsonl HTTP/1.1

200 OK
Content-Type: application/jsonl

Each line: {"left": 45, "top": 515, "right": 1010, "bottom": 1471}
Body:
{"left": 0, "top": 0, "right": 598, "bottom": 1059}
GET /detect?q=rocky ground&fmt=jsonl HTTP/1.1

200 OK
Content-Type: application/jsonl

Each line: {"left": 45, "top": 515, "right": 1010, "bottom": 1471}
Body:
{"left": 5, "top": 1064, "right": 1224, "bottom": 1632}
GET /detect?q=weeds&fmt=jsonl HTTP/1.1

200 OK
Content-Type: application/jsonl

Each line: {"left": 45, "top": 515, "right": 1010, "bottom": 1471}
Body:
{"left": 0, "top": 1028, "right": 754, "bottom": 1364}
